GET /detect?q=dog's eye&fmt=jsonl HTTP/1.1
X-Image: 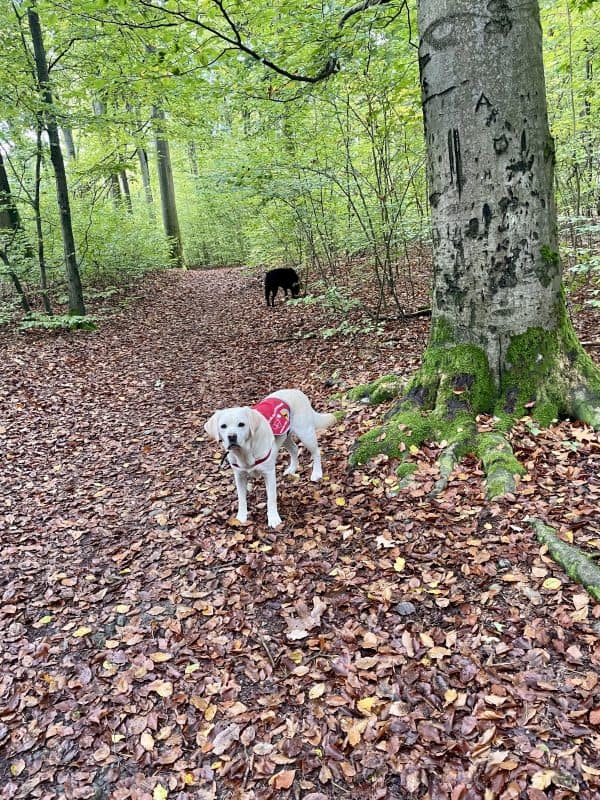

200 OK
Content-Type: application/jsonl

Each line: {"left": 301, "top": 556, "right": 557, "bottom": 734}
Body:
{"left": 220, "top": 423, "right": 227, "bottom": 429}
{"left": 238, "top": 422, "right": 246, "bottom": 428}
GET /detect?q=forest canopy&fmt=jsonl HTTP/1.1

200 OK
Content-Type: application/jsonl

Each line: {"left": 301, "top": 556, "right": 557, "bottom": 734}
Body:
{"left": 0, "top": 0, "right": 598, "bottom": 322}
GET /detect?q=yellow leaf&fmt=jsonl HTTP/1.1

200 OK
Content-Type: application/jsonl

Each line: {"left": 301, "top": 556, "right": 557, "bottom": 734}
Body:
{"left": 347, "top": 719, "right": 367, "bottom": 746}
{"left": 150, "top": 652, "right": 172, "bottom": 663}
{"left": 73, "top": 626, "right": 92, "bottom": 637}
{"left": 185, "top": 663, "right": 200, "bottom": 674}
{"left": 531, "top": 770, "right": 555, "bottom": 790}
{"left": 335, "top": 497, "right": 346, "bottom": 506}
{"left": 10, "top": 760, "right": 25, "bottom": 777}
{"left": 542, "top": 577, "right": 562, "bottom": 590}
{"left": 409, "top": 444, "right": 419, "bottom": 454}
{"left": 111, "top": 734, "right": 125, "bottom": 743}
{"left": 183, "top": 772, "right": 195, "bottom": 785}
{"left": 148, "top": 680, "right": 173, "bottom": 698}
{"left": 428, "top": 646, "right": 452, "bottom": 659}
{"left": 114, "top": 604, "right": 130, "bottom": 613}
{"left": 153, "top": 784, "right": 168, "bottom": 800}
{"left": 357, "top": 696, "right": 379, "bottom": 715}
{"left": 309, "top": 683, "right": 326, "bottom": 699}
{"left": 289, "top": 650, "right": 303, "bottom": 664}
{"left": 393, "top": 557, "right": 406, "bottom": 572}
{"left": 581, "top": 763, "right": 600, "bottom": 777}
{"left": 444, "top": 689, "right": 458, "bottom": 705}
{"left": 141, "top": 732, "right": 155, "bottom": 751}
{"left": 38, "top": 615, "right": 53, "bottom": 625}
{"left": 419, "top": 632, "right": 435, "bottom": 648}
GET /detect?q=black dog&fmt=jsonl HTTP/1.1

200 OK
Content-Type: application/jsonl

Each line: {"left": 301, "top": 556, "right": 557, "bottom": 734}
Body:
{"left": 264, "top": 267, "right": 300, "bottom": 306}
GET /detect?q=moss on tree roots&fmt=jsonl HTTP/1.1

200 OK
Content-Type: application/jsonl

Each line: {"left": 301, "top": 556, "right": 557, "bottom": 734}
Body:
{"left": 350, "top": 316, "right": 600, "bottom": 499}
{"left": 527, "top": 517, "right": 600, "bottom": 601}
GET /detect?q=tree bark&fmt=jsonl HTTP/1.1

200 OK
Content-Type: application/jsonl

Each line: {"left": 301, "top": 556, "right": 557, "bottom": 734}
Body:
{"left": 61, "top": 127, "right": 77, "bottom": 162}
{"left": 120, "top": 170, "right": 133, "bottom": 214}
{"left": 419, "top": 0, "right": 559, "bottom": 380}
{"left": 350, "top": 0, "right": 600, "bottom": 493}
{"left": 152, "top": 106, "right": 184, "bottom": 267}
{"left": 28, "top": 7, "right": 85, "bottom": 316}
{"left": 137, "top": 146, "right": 155, "bottom": 218}
{"left": 0, "top": 152, "right": 33, "bottom": 312}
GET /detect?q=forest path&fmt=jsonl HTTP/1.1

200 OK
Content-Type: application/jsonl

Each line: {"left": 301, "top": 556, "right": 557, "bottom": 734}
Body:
{"left": 1, "top": 269, "right": 599, "bottom": 799}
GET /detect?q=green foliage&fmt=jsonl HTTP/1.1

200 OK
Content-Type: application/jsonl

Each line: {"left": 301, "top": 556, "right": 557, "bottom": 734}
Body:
{"left": 19, "top": 313, "right": 98, "bottom": 332}
{"left": 0, "top": 0, "right": 597, "bottom": 319}
{"left": 75, "top": 203, "right": 172, "bottom": 282}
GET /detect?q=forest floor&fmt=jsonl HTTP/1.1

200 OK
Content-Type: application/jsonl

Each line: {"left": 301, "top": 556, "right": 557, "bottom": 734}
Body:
{"left": 1, "top": 267, "right": 599, "bottom": 800}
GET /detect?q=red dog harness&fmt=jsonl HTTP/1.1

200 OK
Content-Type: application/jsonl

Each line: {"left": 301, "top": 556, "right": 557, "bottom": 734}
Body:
{"left": 253, "top": 397, "right": 292, "bottom": 436}
{"left": 229, "top": 397, "right": 291, "bottom": 469}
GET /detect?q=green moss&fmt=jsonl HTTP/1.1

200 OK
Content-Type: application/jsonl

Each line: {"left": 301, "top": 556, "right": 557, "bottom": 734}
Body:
{"left": 540, "top": 245, "right": 560, "bottom": 268}
{"left": 429, "top": 316, "right": 455, "bottom": 346}
{"left": 476, "top": 432, "right": 525, "bottom": 499}
{"left": 348, "top": 374, "right": 403, "bottom": 405}
{"left": 501, "top": 326, "right": 561, "bottom": 421}
{"left": 395, "top": 462, "right": 418, "bottom": 480}
{"left": 349, "top": 409, "right": 433, "bottom": 466}
{"left": 418, "top": 343, "right": 495, "bottom": 416}
{"left": 437, "top": 412, "right": 476, "bottom": 456}
{"left": 536, "top": 246, "right": 560, "bottom": 288}
{"left": 533, "top": 401, "right": 558, "bottom": 427}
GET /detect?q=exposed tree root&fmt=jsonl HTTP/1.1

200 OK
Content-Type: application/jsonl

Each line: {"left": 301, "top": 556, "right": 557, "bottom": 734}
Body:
{"left": 349, "top": 319, "right": 600, "bottom": 498}
{"left": 527, "top": 517, "right": 600, "bottom": 601}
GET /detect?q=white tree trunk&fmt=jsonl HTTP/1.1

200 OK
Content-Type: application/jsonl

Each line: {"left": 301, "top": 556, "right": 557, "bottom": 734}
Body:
{"left": 417, "top": 0, "right": 558, "bottom": 381}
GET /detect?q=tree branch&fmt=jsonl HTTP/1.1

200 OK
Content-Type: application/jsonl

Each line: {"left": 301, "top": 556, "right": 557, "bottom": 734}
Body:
{"left": 339, "top": 0, "right": 394, "bottom": 29}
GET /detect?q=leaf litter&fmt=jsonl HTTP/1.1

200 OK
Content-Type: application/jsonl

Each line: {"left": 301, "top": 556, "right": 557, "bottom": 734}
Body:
{"left": 0, "top": 268, "right": 599, "bottom": 799}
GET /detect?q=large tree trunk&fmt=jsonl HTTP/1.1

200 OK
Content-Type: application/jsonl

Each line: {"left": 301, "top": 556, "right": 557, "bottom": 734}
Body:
{"left": 28, "top": 7, "right": 85, "bottom": 316}
{"left": 152, "top": 106, "right": 184, "bottom": 267}
{"left": 350, "top": 0, "right": 600, "bottom": 496}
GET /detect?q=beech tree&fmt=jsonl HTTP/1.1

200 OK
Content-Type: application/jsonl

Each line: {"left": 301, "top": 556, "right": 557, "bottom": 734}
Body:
{"left": 350, "top": 0, "right": 600, "bottom": 496}
{"left": 26, "top": 5, "right": 86, "bottom": 316}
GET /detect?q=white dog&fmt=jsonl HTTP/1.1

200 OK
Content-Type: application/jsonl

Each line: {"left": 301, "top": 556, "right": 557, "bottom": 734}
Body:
{"left": 204, "top": 389, "right": 335, "bottom": 528}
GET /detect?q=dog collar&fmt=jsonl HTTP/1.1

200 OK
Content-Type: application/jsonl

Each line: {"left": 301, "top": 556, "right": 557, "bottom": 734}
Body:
{"left": 229, "top": 448, "right": 272, "bottom": 469}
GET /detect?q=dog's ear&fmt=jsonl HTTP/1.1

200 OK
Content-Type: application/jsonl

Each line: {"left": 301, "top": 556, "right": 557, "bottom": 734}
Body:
{"left": 204, "top": 412, "right": 221, "bottom": 441}
{"left": 247, "top": 408, "right": 265, "bottom": 438}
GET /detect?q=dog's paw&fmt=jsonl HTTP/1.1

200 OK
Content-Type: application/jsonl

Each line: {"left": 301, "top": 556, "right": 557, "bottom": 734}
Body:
{"left": 235, "top": 513, "right": 248, "bottom": 524}
{"left": 310, "top": 471, "right": 323, "bottom": 482}
{"left": 283, "top": 466, "right": 297, "bottom": 476}
{"left": 267, "top": 514, "right": 283, "bottom": 528}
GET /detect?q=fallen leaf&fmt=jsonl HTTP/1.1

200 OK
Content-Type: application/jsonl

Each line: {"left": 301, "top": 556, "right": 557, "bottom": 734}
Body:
{"left": 270, "top": 769, "right": 296, "bottom": 789}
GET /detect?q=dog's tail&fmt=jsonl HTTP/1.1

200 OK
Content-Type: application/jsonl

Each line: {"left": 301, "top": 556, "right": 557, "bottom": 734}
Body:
{"left": 313, "top": 411, "right": 336, "bottom": 430}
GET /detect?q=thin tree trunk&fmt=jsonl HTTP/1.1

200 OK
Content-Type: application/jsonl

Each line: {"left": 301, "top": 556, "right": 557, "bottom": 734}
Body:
{"left": 120, "top": 170, "right": 133, "bottom": 214}
{"left": 61, "top": 126, "right": 76, "bottom": 162}
{"left": 188, "top": 141, "right": 199, "bottom": 178}
{"left": 0, "top": 151, "right": 33, "bottom": 312}
{"left": 28, "top": 7, "right": 85, "bottom": 315}
{"left": 34, "top": 120, "right": 52, "bottom": 314}
{"left": 137, "top": 146, "right": 155, "bottom": 219}
{"left": 152, "top": 106, "right": 184, "bottom": 266}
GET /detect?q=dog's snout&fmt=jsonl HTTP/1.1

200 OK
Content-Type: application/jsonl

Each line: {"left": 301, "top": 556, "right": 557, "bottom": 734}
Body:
{"left": 227, "top": 433, "right": 237, "bottom": 444}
